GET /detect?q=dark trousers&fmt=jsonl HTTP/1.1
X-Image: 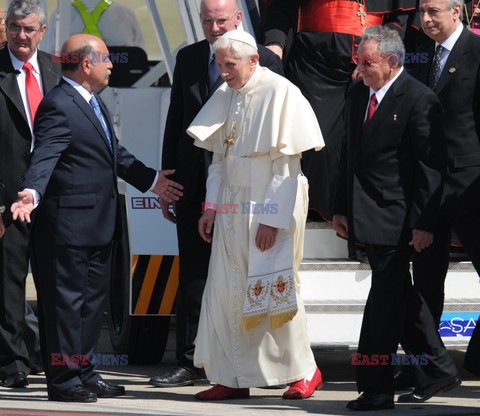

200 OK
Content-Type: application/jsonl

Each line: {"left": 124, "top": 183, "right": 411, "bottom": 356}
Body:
{"left": 24, "top": 301, "right": 41, "bottom": 358}
{"left": 0, "top": 221, "right": 31, "bottom": 377}
{"left": 357, "top": 242, "right": 457, "bottom": 395}
{"left": 413, "top": 211, "right": 480, "bottom": 327}
{"left": 175, "top": 203, "right": 211, "bottom": 367}
{"left": 33, "top": 242, "right": 112, "bottom": 393}
{"left": 465, "top": 317, "right": 480, "bottom": 376}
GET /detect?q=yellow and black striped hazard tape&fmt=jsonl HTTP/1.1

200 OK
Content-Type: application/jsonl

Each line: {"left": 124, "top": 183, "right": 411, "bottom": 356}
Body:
{"left": 131, "top": 255, "right": 179, "bottom": 315}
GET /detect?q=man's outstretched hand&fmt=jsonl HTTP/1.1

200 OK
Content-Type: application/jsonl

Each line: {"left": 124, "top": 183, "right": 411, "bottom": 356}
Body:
{"left": 152, "top": 169, "right": 184, "bottom": 202}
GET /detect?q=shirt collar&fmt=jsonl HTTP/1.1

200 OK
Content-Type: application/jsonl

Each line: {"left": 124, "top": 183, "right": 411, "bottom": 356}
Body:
{"left": 62, "top": 75, "right": 93, "bottom": 103}
{"left": 437, "top": 23, "right": 463, "bottom": 51}
{"left": 8, "top": 47, "right": 40, "bottom": 73}
{"left": 237, "top": 64, "right": 263, "bottom": 94}
{"left": 370, "top": 66, "right": 404, "bottom": 104}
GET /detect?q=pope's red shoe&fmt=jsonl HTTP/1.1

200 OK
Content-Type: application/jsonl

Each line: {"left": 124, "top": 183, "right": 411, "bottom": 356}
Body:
{"left": 194, "top": 384, "right": 250, "bottom": 401}
{"left": 282, "top": 367, "right": 323, "bottom": 399}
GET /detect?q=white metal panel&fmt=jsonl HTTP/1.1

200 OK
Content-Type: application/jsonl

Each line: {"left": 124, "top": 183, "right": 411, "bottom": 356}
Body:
{"left": 99, "top": 86, "right": 179, "bottom": 255}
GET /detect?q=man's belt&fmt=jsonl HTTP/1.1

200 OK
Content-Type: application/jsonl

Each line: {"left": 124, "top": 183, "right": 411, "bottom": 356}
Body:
{"left": 298, "top": 0, "right": 384, "bottom": 37}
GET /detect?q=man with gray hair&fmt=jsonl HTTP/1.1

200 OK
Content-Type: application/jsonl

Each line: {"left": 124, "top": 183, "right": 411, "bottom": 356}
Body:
{"left": 333, "top": 25, "right": 459, "bottom": 411}
{"left": 188, "top": 30, "right": 324, "bottom": 401}
{"left": 0, "top": 0, "right": 60, "bottom": 388}
{"left": 405, "top": 0, "right": 480, "bottom": 393}
{"left": 150, "top": 0, "right": 283, "bottom": 389}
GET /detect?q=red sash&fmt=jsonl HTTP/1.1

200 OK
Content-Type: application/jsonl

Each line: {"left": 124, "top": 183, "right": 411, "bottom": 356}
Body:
{"left": 298, "top": 0, "right": 384, "bottom": 37}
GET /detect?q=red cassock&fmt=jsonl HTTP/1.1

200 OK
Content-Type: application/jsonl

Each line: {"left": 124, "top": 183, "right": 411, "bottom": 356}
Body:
{"left": 262, "top": 0, "right": 419, "bottom": 220}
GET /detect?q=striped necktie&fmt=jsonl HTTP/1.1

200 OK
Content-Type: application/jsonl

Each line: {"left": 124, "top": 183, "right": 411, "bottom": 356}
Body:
{"left": 89, "top": 95, "right": 112, "bottom": 149}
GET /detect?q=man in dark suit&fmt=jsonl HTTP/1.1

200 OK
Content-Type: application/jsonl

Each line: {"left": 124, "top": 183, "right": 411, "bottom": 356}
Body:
{"left": 0, "top": 0, "right": 61, "bottom": 388}
{"left": 149, "top": 0, "right": 283, "bottom": 388}
{"left": 412, "top": 0, "right": 480, "bottom": 330}
{"left": 333, "top": 25, "right": 459, "bottom": 411}
{"left": 11, "top": 33, "right": 183, "bottom": 403}
{"left": 395, "top": 0, "right": 480, "bottom": 393}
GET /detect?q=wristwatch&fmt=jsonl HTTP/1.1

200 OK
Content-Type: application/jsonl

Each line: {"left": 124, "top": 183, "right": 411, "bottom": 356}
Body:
{"left": 0, "top": 206, "right": 5, "bottom": 214}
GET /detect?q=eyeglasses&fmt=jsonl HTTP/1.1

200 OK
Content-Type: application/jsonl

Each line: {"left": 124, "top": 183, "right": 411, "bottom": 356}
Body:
{"left": 353, "top": 52, "right": 393, "bottom": 68}
{"left": 7, "top": 23, "right": 41, "bottom": 37}
{"left": 201, "top": 12, "right": 238, "bottom": 27}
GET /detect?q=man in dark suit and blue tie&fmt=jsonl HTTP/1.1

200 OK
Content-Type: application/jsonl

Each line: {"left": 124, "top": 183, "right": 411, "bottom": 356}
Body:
{"left": 150, "top": 0, "right": 283, "bottom": 388}
{"left": 11, "top": 33, "right": 183, "bottom": 403}
{"left": 411, "top": 0, "right": 480, "bottom": 330}
{"left": 333, "top": 25, "right": 459, "bottom": 411}
{"left": 396, "top": 0, "right": 480, "bottom": 392}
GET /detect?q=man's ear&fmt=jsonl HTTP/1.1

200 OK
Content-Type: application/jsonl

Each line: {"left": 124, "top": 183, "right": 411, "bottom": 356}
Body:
{"left": 82, "top": 56, "right": 91, "bottom": 73}
{"left": 388, "top": 53, "right": 400, "bottom": 68}
{"left": 453, "top": 3, "right": 461, "bottom": 18}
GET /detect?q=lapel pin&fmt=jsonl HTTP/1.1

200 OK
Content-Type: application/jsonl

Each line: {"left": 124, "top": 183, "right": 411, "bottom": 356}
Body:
{"left": 393, "top": 114, "right": 397, "bottom": 121}
{"left": 449, "top": 67, "right": 456, "bottom": 73}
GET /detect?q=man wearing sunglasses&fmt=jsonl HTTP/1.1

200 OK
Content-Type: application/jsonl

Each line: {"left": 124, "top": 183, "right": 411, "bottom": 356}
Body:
{"left": 334, "top": 25, "right": 458, "bottom": 411}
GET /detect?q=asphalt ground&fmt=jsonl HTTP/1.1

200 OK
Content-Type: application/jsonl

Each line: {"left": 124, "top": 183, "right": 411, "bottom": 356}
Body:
{"left": 0, "top": 322, "right": 479, "bottom": 416}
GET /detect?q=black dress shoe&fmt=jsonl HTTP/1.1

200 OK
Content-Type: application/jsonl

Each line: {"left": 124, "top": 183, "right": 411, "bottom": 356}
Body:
{"left": 149, "top": 366, "right": 209, "bottom": 387}
{"left": 394, "top": 370, "right": 414, "bottom": 391}
{"left": 85, "top": 379, "right": 126, "bottom": 398}
{"left": 1, "top": 371, "right": 28, "bottom": 388}
{"left": 48, "top": 385, "right": 97, "bottom": 402}
{"left": 347, "top": 393, "right": 394, "bottom": 411}
{"left": 397, "top": 375, "right": 461, "bottom": 403}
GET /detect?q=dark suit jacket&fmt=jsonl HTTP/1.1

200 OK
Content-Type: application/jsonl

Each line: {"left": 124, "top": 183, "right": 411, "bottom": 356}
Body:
{"left": 414, "top": 28, "right": 480, "bottom": 214}
{"left": 161, "top": 39, "right": 283, "bottom": 209}
{"left": 22, "top": 80, "right": 156, "bottom": 246}
{"left": 335, "top": 70, "right": 445, "bottom": 246}
{"left": 0, "top": 47, "right": 61, "bottom": 225}
{"left": 0, "top": 180, "right": 4, "bottom": 208}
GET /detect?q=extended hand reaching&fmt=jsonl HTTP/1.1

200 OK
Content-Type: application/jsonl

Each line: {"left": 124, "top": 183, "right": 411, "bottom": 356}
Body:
{"left": 152, "top": 169, "right": 184, "bottom": 203}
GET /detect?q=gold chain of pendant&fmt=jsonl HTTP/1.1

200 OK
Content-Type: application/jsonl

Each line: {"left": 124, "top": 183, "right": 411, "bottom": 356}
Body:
{"left": 464, "top": 0, "right": 480, "bottom": 30}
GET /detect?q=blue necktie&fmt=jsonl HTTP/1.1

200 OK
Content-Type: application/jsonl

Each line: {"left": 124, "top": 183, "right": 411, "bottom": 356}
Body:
{"left": 89, "top": 95, "right": 112, "bottom": 149}
{"left": 428, "top": 45, "right": 444, "bottom": 89}
{"left": 208, "top": 54, "right": 220, "bottom": 91}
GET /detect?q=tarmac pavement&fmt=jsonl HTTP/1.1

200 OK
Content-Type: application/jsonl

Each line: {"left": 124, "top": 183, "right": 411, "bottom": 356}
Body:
{"left": 0, "top": 325, "right": 479, "bottom": 416}
{"left": 1, "top": 276, "right": 477, "bottom": 415}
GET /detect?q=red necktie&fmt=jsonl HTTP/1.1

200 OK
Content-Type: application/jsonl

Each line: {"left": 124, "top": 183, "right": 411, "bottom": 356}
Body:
{"left": 363, "top": 93, "right": 377, "bottom": 132}
{"left": 23, "top": 61, "right": 43, "bottom": 122}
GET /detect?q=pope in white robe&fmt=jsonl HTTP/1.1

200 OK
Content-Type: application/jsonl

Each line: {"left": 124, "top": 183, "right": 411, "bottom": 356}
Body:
{"left": 187, "top": 30, "right": 325, "bottom": 400}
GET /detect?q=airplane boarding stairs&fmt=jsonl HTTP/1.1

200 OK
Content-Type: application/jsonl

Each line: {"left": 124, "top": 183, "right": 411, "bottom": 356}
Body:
{"left": 299, "top": 221, "right": 480, "bottom": 350}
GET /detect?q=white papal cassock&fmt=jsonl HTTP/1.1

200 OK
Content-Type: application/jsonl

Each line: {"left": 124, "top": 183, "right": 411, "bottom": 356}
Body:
{"left": 187, "top": 65, "right": 325, "bottom": 388}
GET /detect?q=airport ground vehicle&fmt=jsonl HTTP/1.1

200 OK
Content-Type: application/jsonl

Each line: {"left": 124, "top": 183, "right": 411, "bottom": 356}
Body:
{"left": 48, "top": 0, "right": 480, "bottom": 364}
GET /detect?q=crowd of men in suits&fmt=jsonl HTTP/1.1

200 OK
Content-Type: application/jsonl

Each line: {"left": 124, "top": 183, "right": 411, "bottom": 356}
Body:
{"left": 1, "top": 0, "right": 480, "bottom": 410}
